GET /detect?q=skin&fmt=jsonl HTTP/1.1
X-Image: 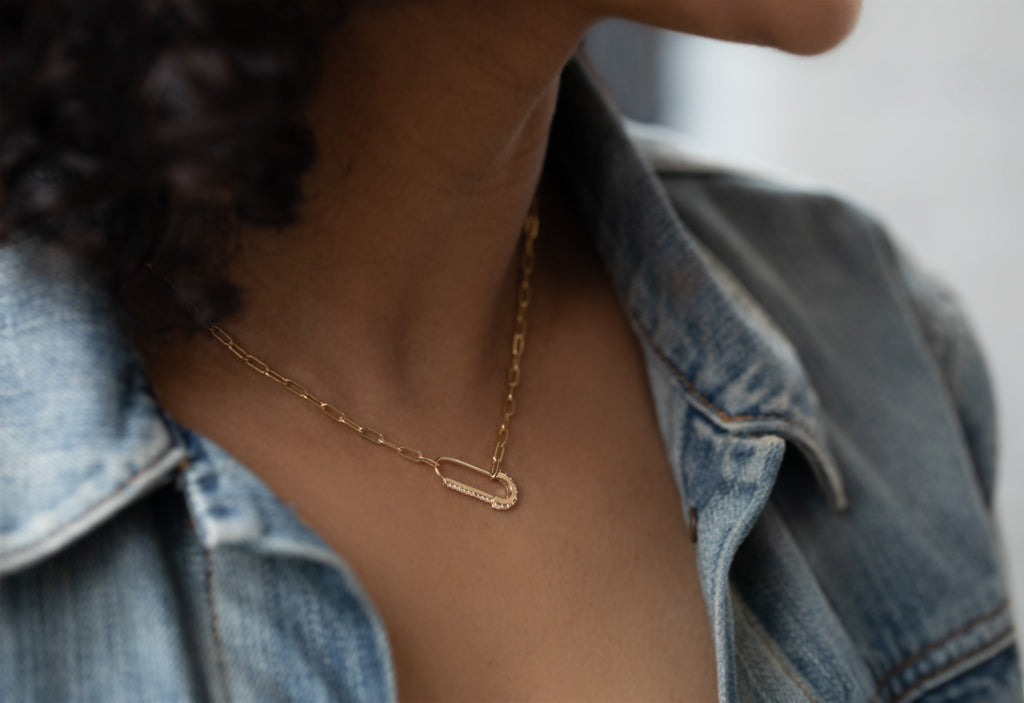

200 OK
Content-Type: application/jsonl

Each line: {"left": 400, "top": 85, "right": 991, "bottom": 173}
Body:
{"left": 202, "top": 0, "right": 862, "bottom": 426}
{"left": 140, "top": 0, "right": 862, "bottom": 699}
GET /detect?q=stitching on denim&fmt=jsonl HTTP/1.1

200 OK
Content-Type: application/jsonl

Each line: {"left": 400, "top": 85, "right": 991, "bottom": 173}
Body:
{"left": 555, "top": 114, "right": 811, "bottom": 432}
{"left": 2, "top": 453, "right": 181, "bottom": 565}
{"left": 874, "top": 599, "right": 1009, "bottom": 694}
{"left": 3, "top": 479, "right": 134, "bottom": 562}
{"left": 203, "top": 545, "right": 234, "bottom": 703}
{"left": 632, "top": 315, "right": 805, "bottom": 427}
{"left": 558, "top": 134, "right": 815, "bottom": 435}
{"left": 888, "top": 626, "right": 1015, "bottom": 703}
{"left": 735, "top": 593, "right": 818, "bottom": 702}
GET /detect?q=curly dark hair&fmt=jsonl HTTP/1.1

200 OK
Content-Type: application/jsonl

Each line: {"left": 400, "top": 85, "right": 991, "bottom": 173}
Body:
{"left": 1, "top": 0, "right": 339, "bottom": 333}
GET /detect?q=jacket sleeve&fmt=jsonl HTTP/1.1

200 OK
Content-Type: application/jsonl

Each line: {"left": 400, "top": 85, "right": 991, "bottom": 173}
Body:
{"left": 884, "top": 235, "right": 1000, "bottom": 508}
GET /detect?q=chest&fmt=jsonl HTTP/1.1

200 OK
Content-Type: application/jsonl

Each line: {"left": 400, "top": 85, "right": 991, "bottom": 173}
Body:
{"left": 307, "top": 440, "right": 716, "bottom": 701}
{"left": 131, "top": 194, "right": 725, "bottom": 698}
{"left": 213, "top": 283, "right": 718, "bottom": 701}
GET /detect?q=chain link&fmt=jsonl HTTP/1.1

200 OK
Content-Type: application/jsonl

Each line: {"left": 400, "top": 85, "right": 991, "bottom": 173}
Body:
{"left": 490, "top": 197, "right": 539, "bottom": 478}
{"left": 149, "top": 197, "right": 540, "bottom": 490}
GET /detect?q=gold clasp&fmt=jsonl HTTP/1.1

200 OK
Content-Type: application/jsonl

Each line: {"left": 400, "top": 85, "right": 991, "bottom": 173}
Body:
{"left": 434, "top": 457, "right": 518, "bottom": 511}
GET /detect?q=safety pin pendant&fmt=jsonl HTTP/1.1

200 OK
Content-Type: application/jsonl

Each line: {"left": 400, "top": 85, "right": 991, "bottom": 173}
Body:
{"left": 434, "top": 457, "right": 518, "bottom": 511}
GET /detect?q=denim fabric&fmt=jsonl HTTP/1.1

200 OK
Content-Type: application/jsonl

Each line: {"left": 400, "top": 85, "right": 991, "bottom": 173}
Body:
{"left": 2, "top": 57, "right": 1019, "bottom": 702}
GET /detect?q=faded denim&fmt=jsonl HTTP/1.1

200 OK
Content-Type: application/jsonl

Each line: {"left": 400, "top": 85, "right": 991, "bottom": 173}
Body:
{"left": 2, "top": 57, "right": 1020, "bottom": 702}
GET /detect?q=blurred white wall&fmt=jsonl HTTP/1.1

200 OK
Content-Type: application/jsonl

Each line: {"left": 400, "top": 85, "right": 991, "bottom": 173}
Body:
{"left": 658, "top": 1, "right": 1024, "bottom": 626}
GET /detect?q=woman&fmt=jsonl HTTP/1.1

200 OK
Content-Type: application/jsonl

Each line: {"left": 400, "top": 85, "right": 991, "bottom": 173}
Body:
{"left": 1, "top": 0, "right": 1017, "bottom": 701}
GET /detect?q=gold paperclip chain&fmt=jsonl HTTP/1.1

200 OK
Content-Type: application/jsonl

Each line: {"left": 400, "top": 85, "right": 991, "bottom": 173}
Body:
{"left": 150, "top": 197, "right": 539, "bottom": 511}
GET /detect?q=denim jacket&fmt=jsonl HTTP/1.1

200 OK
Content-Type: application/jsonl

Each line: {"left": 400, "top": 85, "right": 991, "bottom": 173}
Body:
{"left": 2, "top": 57, "right": 1020, "bottom": 702}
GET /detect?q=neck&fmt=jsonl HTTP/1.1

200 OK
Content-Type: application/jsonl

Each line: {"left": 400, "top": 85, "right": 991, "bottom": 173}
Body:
{"left": 222, "top": 2, "right": 594, "bottom": 418}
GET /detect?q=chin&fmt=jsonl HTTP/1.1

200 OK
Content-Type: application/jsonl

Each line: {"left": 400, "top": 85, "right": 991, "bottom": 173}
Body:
{"left": 761, "top": 0, "right": 863, "bottom": 55}
{"left": 610, "top": 0, "right": 863, "bottom": 56}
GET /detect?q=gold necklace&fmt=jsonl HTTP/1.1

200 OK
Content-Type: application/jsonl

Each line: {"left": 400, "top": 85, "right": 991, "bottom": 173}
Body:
{"left": 152, "top": 198, "right": 539, "bottom": 511}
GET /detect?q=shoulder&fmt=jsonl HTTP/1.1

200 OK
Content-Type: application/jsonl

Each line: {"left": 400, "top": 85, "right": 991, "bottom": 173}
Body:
{"left": 624, "top": 122, "right": 1021, "bottom": 699}
{"left": 624, "top": 119, "right": 998, "bottom": 503}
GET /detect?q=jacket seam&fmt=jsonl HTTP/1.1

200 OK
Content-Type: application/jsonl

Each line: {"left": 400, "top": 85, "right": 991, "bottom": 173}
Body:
{"left": 633, "top": 316, "right": 804, "bottom": 427}
{"left": 1, "top": 452, "right": 182, "bottom": 572}
{"left": 3, "top": 478, "right": 134, "bottom": 563}
{"left": 873, "top": 599, "right": 1009, "bottom": 692}
{"left": 735, "top": 593, "right": 818, "bottom": 702}
{"left": 629, "top": 275, "right": 851, "bottom": 512}
{"left": 560, "top": 133, "right": 812, "bottom": 434}
{"left": 203, "top": 545, "right": 234, "bottom": 703}
{"left": 888, "top": 625, "right": 1015, "bottom": 703}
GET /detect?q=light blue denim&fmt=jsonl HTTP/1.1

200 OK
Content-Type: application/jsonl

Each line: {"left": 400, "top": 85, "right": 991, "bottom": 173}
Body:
{"left": 2, "top": 57, "right": 1019, "bottom": 702}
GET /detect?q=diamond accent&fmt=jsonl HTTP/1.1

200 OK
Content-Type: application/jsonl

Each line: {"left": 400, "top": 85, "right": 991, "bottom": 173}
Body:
{"left": 435, "top": 457, "right": 518, "bottom": 510}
